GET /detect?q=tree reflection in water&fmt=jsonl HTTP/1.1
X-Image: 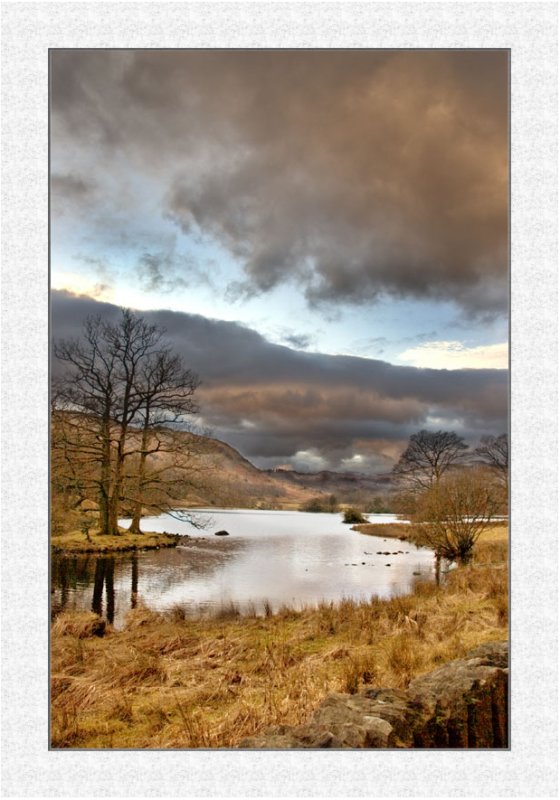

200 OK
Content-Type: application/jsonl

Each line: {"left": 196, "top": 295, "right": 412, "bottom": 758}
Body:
{"left": 131, "top": 553, "right": 138, "bottom": 609}
{"left": 91, "top": 557, "right": 116, "bottom": 624}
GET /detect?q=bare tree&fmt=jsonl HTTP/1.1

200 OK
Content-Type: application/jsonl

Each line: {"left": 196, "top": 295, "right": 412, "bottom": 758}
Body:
{"left": 474, "top": 434, "right": 508, "bottom": 490}
{"left": 53, "top": 309, "right": 200, "bottom": 536}
{"left": 126, "top": 347, "right": 200, "bottom": 532}
{"left": 413, "top": 467, "right": 500, "bottom": 563}
{"left": 54, "top": 315, "right": 120, "bottom": 534}
{"left": 391, "top": 429, "right": 468, "bottom": 492}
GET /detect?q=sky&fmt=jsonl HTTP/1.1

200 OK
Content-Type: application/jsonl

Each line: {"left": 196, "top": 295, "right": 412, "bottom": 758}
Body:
{"left": 50, "top": 49, "right": 509, "bottom": 474}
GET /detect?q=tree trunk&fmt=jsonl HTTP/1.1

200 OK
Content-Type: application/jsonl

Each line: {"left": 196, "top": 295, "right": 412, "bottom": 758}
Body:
{"left": 98, "top": 414, "right": 112, "bottom": 535}
{"left": 108, "top": 414, "right": 130, "bottom": 536}
{"left": 107, "top": 490, "right": 120, "bottom": 537}
{"left": 128, "top": 505, "right": 142, "bottom": 535}
{"left": 129, "top": 422, "right": 150, "bottom": 534}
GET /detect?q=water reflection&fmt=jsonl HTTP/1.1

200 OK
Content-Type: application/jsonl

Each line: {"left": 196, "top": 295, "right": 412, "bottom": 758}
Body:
{"left": 131, "top": 553, "right": 139, "bottom": 609}
{"left": 51, "top": 510, "right": 439, "bottom": 627}
{"left": 51, "top": 555, "right": 96, "bottom": 618}
{"left": 91, "top": 557, "right": 115, "bottom": 623}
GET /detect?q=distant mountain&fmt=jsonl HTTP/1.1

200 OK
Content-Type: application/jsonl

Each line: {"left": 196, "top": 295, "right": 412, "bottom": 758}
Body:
{"left": 53, "top": 409, "right": 395, "bottom": 513}
{"left": 177, "top": 432, "right": 312, "bottom": 508}
{"left": 178, "top": 432, "right": 394, "bottom": 509}
{"left": 263, "top": 467, "right": 395, "bottom": 507}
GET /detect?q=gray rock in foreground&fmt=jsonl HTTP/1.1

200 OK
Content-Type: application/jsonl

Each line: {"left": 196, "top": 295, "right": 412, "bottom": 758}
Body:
{"left": 239, "top": 641, "right": 508, "bottom": 749}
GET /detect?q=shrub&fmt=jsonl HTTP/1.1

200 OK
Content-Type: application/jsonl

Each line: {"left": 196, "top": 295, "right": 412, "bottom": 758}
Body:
{"left": 300, "top": 495, "right": 339, "bottom": 513}
{"left": 342, "top": 507, "right": 366, "bottom": 524}
{"left": 366, "top": 497, "right": 391, "bottom": 514}
{"left": 413, "top": 468, "right": 500, "bottom": 564}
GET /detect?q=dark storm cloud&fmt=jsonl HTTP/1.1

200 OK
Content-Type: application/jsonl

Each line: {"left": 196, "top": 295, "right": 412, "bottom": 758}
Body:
{"left": 281, "top": 332, "right": 313, "bottom": 350}
{"left": 51, "top": 172, "right": 98, "bottom": 217}
{"left": 51, "top": 49, "right": 508, "bottom": 316}
{"left": 51, "top": 173, "right": 94, "bottom": 198}
{"left": 51, "top": 291, "right": 507, "bottom": 471}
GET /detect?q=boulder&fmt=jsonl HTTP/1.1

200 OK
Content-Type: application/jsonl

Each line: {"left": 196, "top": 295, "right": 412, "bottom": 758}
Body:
{"left": 214, "top": 530, "right": 230, "bottom": 536}
{"left": 238, "top": 641, "right": 508, "bottom": 749}
{"left": 408, "top": 641, "right": 508, "bottom": 747}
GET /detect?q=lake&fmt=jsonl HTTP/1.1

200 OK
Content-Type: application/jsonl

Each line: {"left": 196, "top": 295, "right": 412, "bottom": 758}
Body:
{"left": 51, "top": 509, "right": 438, "bottom": 627}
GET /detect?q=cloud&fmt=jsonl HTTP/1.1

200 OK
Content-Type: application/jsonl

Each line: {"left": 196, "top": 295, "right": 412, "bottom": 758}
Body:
{"left": 50, "top": 172, "right": 98, "bottom": 218}
{"left": 277, "top": 331, "right": 313, "bottom": 350}
{"left": 51, "top": 291, "right": 508, "bottom": 472}
{"left": 51, "top": 50, "right": 508, "bottom": 317}
{"left": 135, "top": 246, "right": 215, "bottom": 295}
{"left": 398, "top": 340, "right": 508, "bottom": 370}
{"left": 51, "top": 173, "right": 95, "bottom": 199}
{"left": 51, "top": 271, "right": 114, "bottom": 302}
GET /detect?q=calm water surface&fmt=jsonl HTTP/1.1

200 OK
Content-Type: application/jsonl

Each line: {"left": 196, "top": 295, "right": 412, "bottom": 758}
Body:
{"left": 51, "top": 509, "right": 438, "bottom": 627}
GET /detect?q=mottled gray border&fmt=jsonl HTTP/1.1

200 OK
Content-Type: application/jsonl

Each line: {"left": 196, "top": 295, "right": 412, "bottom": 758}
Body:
{"left": 1, "top": 2, "right": 557, "bottom": 797}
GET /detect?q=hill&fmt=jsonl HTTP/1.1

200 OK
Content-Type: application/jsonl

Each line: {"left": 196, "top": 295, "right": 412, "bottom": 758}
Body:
{"left": 51, "top": 409, "right": 395, "bottom": 517}
{"left": 264, "top": 467, "right": 394, "bottom": 509}
{"left": 176, "top": 432, "right": 314, "bottom": 508}
{"left": 175, "top": 432, "right": 394, "bottom": 510}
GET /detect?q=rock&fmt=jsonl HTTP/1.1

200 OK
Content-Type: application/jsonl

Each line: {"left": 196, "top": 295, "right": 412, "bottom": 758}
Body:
{"left": 238, "top": 642, "right": 508, "bottom": 749}
{"left": 238, "top": 732, "right": 304, "bottom": 749}
{"left": 214, "top": 530, "right": 230, "bottom": 536}
{"left": 309, "top": 693, "right": 404, "bottom": 747}
{"left": 466, "top": 641, "right": 509, "bottom": 669}
{"left": 406, "top": 642, "right": 509, "bottom": 748}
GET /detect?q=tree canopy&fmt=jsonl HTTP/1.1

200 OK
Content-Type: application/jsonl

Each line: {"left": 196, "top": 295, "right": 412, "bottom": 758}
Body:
{"left": 391, "top": 429, "right": 468, "bottom": 491}
{"left": 474, "top": 434, "right": 508, "bottom": 488}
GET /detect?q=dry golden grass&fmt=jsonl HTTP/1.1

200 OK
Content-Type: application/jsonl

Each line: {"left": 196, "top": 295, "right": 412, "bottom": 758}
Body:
{"left": 51, "top": 528, "right": 180, "bottom": 554}
{"left": 352, "top": 521, "right": 415, "bottom": 540}
{"left": 51, "top": 526, "right": 508, "bottom": 749}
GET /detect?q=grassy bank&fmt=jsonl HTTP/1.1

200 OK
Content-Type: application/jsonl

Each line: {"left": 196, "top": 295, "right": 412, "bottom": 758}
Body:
{"left": 353, "top": 520, "right": 509, "bottom": 545}
{"left": 51, "top": 526, "right": 508, "bottom": 749}
{"left": 51, "top": 529, "right": 182, "bottom": 554}
{"left": 352, "top": 521, "right": 415, "bottom": 540}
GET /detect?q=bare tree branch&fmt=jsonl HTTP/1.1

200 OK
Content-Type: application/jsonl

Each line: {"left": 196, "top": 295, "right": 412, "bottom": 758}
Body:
{"left": 52, "top": 308, "right": 201, "bottom": 536}
{"left": 392, "top": 429, "right": 469, "bottom": 492}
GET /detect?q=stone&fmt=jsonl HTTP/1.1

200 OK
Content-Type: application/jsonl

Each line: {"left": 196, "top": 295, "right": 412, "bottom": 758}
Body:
{"left": 214, "top": 530, "right": 230, "bottom": 536}
{"left": 238, "top": 642, "right": 508, "bottom": 750}
{"left": 407, "top": 643, "right": 509, "bottom": 748}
